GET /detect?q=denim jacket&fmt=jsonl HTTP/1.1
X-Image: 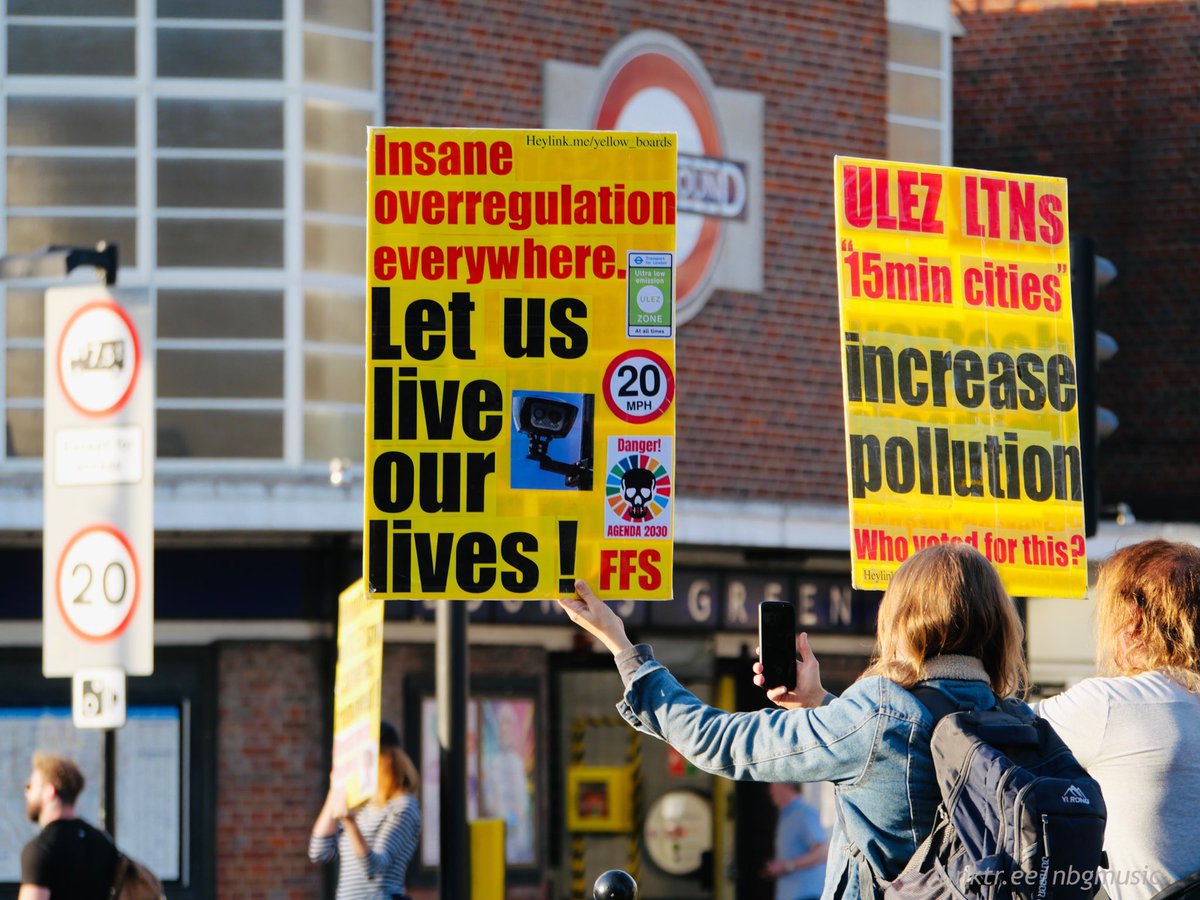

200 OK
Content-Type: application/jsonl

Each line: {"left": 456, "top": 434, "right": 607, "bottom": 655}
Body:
{"left": 615, "top": 646, "right": 1015, "bottom": 900}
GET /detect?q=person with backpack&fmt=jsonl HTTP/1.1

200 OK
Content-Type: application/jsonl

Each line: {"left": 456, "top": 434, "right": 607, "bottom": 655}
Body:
{"left": 1037, "top": 539, "right": 1200, "bottom": 900}
{"left": 559, "top": 542, "right": 1104, "bottom": 900}
{"left": 18, "top": 752, "right": 150, "bottom": 900}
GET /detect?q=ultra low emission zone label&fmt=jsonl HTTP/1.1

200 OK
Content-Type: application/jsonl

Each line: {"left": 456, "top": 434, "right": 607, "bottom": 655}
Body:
{"left": 627, "top": 252, "right": 673, "bottom": 338}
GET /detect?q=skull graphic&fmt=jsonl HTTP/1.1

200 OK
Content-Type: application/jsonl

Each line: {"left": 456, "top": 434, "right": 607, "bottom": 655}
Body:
{"left": 621, "top": 467, "right": 657, "bottom": 520}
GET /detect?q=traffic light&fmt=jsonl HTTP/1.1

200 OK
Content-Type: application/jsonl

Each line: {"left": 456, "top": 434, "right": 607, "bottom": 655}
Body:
{"left": 1069, "top": 235, "right": 1119, "bottom": 537}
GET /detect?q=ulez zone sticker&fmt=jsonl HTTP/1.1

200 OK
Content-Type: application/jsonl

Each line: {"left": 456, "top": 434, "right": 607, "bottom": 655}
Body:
{"left": 627, "top": 251, "right": 673, "bottom": 337}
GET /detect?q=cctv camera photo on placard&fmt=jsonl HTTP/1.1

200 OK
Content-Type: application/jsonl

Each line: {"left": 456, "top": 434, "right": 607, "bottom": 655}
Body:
{"left": 510, "top": 390, "right": 592, "bottom": 491}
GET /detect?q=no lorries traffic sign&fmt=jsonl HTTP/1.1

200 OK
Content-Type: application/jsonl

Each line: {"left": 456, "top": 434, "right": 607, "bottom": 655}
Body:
{"left": 57, "top": 301, "right": 141, "bottom": 417}
{"left": 43, "top": 286, "right": 154, "bottom": 677}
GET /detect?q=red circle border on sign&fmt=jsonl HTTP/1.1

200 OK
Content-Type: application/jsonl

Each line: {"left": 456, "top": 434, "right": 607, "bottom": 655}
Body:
{"left": 56, "top": 300, "right": 142, "bottom": 419}
{"left": 56, "top": 523, "right": 141, "bottom": 644}
{"left": 603, "top": 348, "right": 676, "bottom": 424}
{"left": 593, "top": 47, "right": 725, "bottom": 315}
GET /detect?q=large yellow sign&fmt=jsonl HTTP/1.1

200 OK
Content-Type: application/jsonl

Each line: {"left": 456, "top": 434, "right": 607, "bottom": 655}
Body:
{"left": 834, "top": 157, "right": 1086, "bottom": 597}
{"left": 366, "top": 128, "right": 677, "bottom": 600}
{"left": 332, "top": 579, "right": 384, "bottom": 807}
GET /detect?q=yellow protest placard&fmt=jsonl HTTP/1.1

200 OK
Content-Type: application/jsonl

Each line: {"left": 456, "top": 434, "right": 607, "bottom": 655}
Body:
{"left": 365, "top": 128, "right": 677, "bottom": 600}
{"left": 332, "top": 579, "right": 383, "bottom": 806}
{"left": 834, "top": 157, "right": 1086, "bottom": 598}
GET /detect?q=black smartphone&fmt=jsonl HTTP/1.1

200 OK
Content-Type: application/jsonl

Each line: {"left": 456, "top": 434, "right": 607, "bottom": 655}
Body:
{"left": 758, "top": 600, "right": 797, "bottom": 690}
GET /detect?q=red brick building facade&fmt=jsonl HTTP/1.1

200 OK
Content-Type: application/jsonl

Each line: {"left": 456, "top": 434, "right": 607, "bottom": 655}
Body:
{"left": 384, "top": 0, "right": 887, "bottom": 506}
{"left": 3, "top": 3, "right": 1195, "bottom": 900}
{"left": 953, "top": 0, "right": 1200, "bottom": 522}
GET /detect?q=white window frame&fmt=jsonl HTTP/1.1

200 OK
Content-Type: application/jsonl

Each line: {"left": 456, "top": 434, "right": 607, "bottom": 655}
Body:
{"left": 0, "top": 0, "right": 382, "bottom": 531}
{"left": 887, "top": 0, "right": 962, "bottom": 166}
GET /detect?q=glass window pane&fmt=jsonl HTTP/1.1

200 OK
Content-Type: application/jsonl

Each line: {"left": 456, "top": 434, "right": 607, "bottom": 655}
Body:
{"left": 159, "top": 349, "right": 283, "bottom": 399}
{"left": 158, "top": 99, "right": 284, "bottom": 150}
{"left": 157, "top": 409, "right": 282, "bottom": 458}
{"left": 888, "top": 70, "right": 942, "bottom": 122}
{"left": 304, "top": 221, "right": 363, "bottom": 277}
{"left": 158, "top": 0, "right": 282, "bottom": 19}
{"left": 305, "top": 0, "right": 371, "bottom": 32}
{"left": 157, "top": 28, "right": 283, "bottom": 79}
{"left": 305, "top": 102, "right": 373, "bottom": 158}
{"left": 889, "top": 23, "right": 942, "bottom": 70}
{"left": 5, "top": 289, "right": 45, "bottom": 340}
{"left": 305, "top": 351, "right": 362, "bottom": 404}
{"left": 6, "top": 409, "right": 43, "bottom": 458}
{"left": 8, "top": 97, "right": 135, "bottom": 149}
{"left": 7, "top": 216, "right": 137, "bottom": 266}
{"left": 158, "top": 159, "right": 283, "bottom": 209}
{"left": 888, "top": 122, "right": 942, "bottom": 166}
{"left": 8, "top": 26, "right": 135, "bottom": 76}
{"left": 305, "top": 162, "right": 364, "bottom": 217}
{"left": 6, "top": 348, "right": 43, "bottom": 398}
{"left": 159, "top": 289, "right": 283, "bottom": 339}
{"left": 10, "top": 0, "right": 133, "bottom": 13}
{"left": 304, "top": 409, "right": 363, "bottom": 462}
{"left": 304, "top": 31, "right": 373, "bottom": 90}
{"left": 157, "top": 218, "right": 282, "bottom": 268}
{"left": 8, "top": 157, "right": 136, "bottom": 207}
{"left": 305, "top": 290, "right": 364, "bottom": 345}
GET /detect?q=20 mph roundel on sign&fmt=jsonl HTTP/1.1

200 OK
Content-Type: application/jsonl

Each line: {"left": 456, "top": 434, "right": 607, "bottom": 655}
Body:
{"left": 56, "top": 524, "right": 140, "bottom": 643}
{"left": 603, "top": 349, "right": 675, "bottom": 424}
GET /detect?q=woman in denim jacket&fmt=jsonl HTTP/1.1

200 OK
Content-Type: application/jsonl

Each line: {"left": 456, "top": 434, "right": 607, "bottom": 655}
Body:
{"left": 559, "top": 542, "right": 1029, "bottom": 900}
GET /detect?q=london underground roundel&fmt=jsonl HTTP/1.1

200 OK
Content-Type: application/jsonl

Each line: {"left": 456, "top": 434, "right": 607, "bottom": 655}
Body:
{"left": 592, "top": 36, "right": 726, "bottom": 322}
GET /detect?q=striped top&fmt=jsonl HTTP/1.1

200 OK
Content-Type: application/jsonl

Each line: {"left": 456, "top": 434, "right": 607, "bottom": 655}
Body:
{"left": 308, "top": 794, "right": 420, "bottom": 900}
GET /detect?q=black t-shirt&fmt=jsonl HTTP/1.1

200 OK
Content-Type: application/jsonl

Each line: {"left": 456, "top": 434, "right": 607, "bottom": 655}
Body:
{"left": 20, "top": 819, "right": 119, "bottom": 900}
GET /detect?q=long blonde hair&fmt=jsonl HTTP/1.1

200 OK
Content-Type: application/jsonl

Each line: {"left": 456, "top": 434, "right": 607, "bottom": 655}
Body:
{"left": 1095, "top": 539, "right": 1200, "bottom": 691}
{"left": 861, "top": 542, "right": 1028, "bottom": 697}
{"left": 374, "top": 744, "right": 420, "bottom": 805}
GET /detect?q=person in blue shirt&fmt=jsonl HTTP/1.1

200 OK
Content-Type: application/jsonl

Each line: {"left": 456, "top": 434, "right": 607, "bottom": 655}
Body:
{"left": 764, "top": 782, "right": 827, "bottom": 900}
{"left": 558, "top": 542, "right": 1030, "bottom": 900}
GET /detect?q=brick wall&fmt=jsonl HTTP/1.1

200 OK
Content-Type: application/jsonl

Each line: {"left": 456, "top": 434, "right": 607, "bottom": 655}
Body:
{"left": 953, "top": 0, "right": 1200, "bottom": 521}
{"left": 215, "top": 639, "right": 549, "bottom": 899}
{"left": 217, "top": 642, "right": 328, "bottom": 899}
{"left": 384, "top": 0, "right": 889, "bottom": 505}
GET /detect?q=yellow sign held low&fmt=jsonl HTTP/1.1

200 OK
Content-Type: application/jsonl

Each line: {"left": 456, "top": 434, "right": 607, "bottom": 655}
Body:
{"left": 331, "top": 579, "right": 384, "bottom": 806}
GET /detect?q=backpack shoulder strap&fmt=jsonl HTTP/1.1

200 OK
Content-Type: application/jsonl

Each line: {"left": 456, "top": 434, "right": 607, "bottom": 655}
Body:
{"left": 108, "top": 853, "right": 132, "bottom": 900}
{"left": 833, "top": 796, "right": 887, "bottom": 900}
{"left": 910, "top": 684, "right": 969, "bottom": 724}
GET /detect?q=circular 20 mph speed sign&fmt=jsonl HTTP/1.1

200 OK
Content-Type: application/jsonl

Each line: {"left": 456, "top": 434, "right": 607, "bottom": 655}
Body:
{"left": 603, "top": 348, "right": 675, "bottom": 424}
{"left": 56, "top": 524, "right": 140, "bottom": 642}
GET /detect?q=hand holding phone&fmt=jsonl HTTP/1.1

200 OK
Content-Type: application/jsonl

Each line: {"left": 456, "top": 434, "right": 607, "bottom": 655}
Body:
{"left": 758, "top": 600, "right": 797, "bottom": 691}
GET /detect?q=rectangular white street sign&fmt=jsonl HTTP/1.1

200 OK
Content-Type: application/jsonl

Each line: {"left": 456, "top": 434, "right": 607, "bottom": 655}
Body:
{"left": 72, "top": 667, "right": 127, "bottom": 729}
{"left": 43, "top": 286, "right": 155, "bottom": 677}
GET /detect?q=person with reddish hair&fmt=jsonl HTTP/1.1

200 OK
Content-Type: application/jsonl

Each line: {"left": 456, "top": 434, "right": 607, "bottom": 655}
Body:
{"left": 1039, "top": 539, "right": 1200, "bottom": 900}
{"left": 309, "top": 722, "right": 421, "bottom": 900}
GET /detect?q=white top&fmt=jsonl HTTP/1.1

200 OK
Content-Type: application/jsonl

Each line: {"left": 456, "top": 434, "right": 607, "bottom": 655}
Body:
{"left": 1038, "top": 670, "right": 1200, "bottom": 900}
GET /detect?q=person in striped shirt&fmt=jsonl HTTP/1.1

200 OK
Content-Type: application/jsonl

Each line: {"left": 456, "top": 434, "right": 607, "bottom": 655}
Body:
{"left": 309, "top": 722, "right": 421, "bottom": 900}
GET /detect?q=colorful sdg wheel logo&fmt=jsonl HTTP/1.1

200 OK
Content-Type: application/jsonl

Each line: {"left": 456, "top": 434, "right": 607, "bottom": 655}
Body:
{"left": 606, "top": 454, "right": 671, "bottom": 522}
